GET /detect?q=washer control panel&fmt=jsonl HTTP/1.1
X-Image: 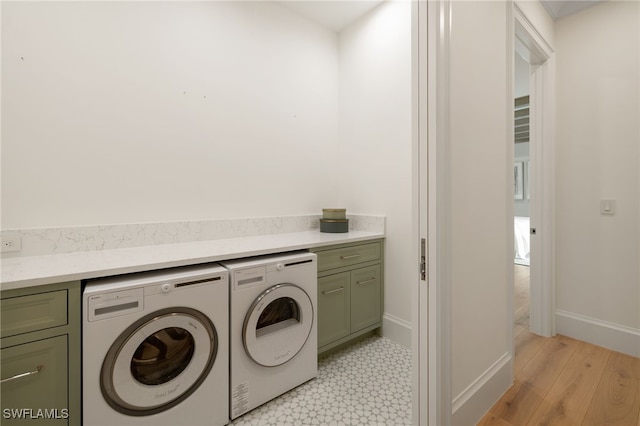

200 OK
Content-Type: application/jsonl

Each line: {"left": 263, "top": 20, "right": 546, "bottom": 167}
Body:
{"left": 87, "top": 288, "right": 143, "bottom": 322}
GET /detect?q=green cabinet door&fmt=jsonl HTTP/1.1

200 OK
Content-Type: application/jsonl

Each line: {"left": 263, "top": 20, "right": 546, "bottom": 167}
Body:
{"left": 317, "top": 272, "right": 350, "bottom": 347}
{"left": 1, "top": 335, "right": 69, "bottom": 424}
{"left": 350, "top": 265, "right": 381, "bottom": 333}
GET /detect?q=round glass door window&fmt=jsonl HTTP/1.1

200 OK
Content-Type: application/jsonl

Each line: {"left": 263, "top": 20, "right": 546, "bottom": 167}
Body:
{"left": 256, "top": 296, "right": 300, "bottom": 333}
{"left": 130, "top": 327, "right": 195, "bottom": 386}
{"left": 101, "top": 308, "right": 217, "bottom": 416}
{"left": 243, "top": 284, "right": 313, "bottom": 367}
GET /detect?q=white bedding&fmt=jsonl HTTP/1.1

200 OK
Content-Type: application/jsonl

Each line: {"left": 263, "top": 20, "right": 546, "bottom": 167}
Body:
{"left": 514, "top": 216, "right": 530, "bottom": 265}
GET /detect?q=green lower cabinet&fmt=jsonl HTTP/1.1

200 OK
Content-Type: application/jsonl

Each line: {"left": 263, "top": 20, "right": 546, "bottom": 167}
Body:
{"left": 318, "top": 272, "right": 351, "bottom": 347}
{"left": 350, "top": 265, "right": 381, "bottom": 333}
{"left": 313, "top": 239, "right": 384, "bottom": 355}
{"left": 1, "top": 281, "right": 80, "bottom": 426}
{"left": 1, "top": 336, "right": 69, "bottom": 424}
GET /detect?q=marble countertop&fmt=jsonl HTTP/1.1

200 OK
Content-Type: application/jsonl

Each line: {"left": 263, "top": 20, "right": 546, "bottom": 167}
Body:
{"left": 0, "top": 230, "right": 384, "bottom": 291}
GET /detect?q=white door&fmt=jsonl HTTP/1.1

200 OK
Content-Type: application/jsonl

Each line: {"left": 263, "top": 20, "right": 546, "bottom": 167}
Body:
{"left": 413, "top": 1, "right": 453, "bottom": 424}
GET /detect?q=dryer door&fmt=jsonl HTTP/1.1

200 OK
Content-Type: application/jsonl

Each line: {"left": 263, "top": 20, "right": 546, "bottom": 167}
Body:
{"left": 243, "top": 283, "right": 314, "bottom": 367}
{"left": 100, "top": 307, "right": 217, "bottom": 416}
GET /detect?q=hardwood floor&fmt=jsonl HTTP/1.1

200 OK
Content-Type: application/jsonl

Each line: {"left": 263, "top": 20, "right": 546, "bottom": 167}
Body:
{"left": 478, "top": 265, "right": 640, "bottom": 426}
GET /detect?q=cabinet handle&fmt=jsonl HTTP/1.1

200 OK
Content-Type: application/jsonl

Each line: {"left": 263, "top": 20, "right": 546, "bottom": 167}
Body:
{"left": 322, "top": 287, "right": 345, "bottom": 295}
{"left": 340, "top": 254, "right": 361, "bottom": 260}
{"left": 357, "top": 278, "right": 376, "bottom": 285}
{"left": 1, "top": 365, "right": 44, "bottom": 384}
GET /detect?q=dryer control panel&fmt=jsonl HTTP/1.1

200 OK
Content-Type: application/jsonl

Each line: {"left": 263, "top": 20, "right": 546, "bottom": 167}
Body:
{"left": 233, "top": 266, "right": 266, "bottom": 289}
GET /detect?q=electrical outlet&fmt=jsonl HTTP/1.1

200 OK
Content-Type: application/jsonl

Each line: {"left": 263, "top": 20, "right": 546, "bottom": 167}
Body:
{"left": 1, "top": 236, "right": 21, "bottom": 253}
{"left": 308, "top": 218, "right": 320, "bottom": 229}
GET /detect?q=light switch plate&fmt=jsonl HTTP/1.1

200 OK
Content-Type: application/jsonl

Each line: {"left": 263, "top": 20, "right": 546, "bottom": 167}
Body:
{"left": 600, "top": 199, "right": 616, "bottom": 215}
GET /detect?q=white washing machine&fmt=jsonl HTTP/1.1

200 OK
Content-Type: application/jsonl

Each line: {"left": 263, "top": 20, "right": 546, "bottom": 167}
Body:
{"left": 221, "top": 252, "right": 317, "bottom": 419}
{"left": 82, "top": 263, "right": 229, "bottom": 426}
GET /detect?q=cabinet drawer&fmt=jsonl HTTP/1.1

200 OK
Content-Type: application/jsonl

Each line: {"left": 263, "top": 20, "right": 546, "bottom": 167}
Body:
{"left": 316, "top": 242, "right": 381, "bottom": 272}
{"left": 1, "top": 336, "right": 69, "bottom": 424}
{"left": 1, "top": 291, "right": 68, "bottom": 338}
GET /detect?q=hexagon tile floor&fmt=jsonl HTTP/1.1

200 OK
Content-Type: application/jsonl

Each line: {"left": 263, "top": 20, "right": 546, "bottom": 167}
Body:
{"left": 230, "top": 336, "right": 412, "bottom": 426}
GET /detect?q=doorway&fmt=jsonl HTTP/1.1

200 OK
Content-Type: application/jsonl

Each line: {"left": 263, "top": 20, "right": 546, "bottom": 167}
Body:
{"left": 514, "top": 4, "right": 556, "bottom": 339}
{"left": 513, "top": 49, "right": 534, "bottom": 369}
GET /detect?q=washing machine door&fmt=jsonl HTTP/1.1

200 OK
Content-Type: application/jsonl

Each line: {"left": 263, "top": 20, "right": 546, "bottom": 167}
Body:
{"left": 100, "top": 307, "right": 217, "bottom": 416}
{"left": 243, "top": 283, "right": 314, "bottom": 367}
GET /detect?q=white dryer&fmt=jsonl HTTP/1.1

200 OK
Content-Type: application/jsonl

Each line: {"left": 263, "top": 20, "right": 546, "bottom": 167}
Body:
{"left": 221, "top": 252, "right": 317, "bottom": 419}
{"left": 82, "top": 263, "right": 228, "bottom": 426}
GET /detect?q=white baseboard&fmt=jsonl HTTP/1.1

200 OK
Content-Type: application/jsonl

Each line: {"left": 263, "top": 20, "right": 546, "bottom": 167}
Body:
{"left": 556, "top": 310, "right": 640, "bottom": 358}
{"left": 381, "top": 313, "right": 412, "bottom": 349}
{"left": 452, "top": 352, "right": 513, "bottom": 426}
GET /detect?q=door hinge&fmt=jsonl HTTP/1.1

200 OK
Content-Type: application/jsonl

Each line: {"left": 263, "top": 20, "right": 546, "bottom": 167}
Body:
{"left": 420, "top": 238, "right": 426, "bottom": 281}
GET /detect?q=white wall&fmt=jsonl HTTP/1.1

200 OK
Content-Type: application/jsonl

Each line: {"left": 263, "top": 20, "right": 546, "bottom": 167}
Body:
{"left": 2, "top": 1, "right": 415, "bottom": 346}
{"left": 515, "top": 0, "right": 555, "bottom": 46}
{"left": 514, "top": 53, "right": 530, "bottom": 98}
{"left": 555, "top": 0, "right": 640, "bottom": 355}
{"left": 338, "top": 1, "right": 413, "bottom": 343}
{"left": 449, "top": 1, "right": 512, "bottom": 423}
{"left": 1, "top": 2, "right": 341, "bottom": 228}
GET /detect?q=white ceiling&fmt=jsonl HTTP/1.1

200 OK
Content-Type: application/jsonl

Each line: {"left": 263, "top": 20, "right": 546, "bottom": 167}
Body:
{"left": 279, "top": 1, "right": 606, "bottom": 32}
{"left": 278, "top": 1, "right": 384, "bottom": 33}
{"left": 540, "top": 0, "right": 606, "bottom": 20}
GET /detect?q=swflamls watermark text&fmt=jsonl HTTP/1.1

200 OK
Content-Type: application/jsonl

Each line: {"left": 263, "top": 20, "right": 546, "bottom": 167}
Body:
{"left": 2, "top": 408, "right": 69, "bottom": 420}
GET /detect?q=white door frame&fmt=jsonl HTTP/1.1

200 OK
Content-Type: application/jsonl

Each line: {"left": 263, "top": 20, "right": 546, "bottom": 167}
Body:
{"left": 513, "top": 4, "right": 556, "bottom": 337}
{"left": 413, "top": 1, "right": 452, "bottom": 425}
{"left": 414, "top": 2, "right": 555, "bottom": 422}
{"left": 427, "top": 1, "right": 453, "bottom": 424}
{"left": 411, "top": 1, "right": 428, "bottom": 424}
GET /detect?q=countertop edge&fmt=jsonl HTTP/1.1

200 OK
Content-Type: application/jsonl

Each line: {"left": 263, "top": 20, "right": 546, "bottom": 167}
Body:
{"left": 1, "top": 231, "right": 384, "bottom": 291}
